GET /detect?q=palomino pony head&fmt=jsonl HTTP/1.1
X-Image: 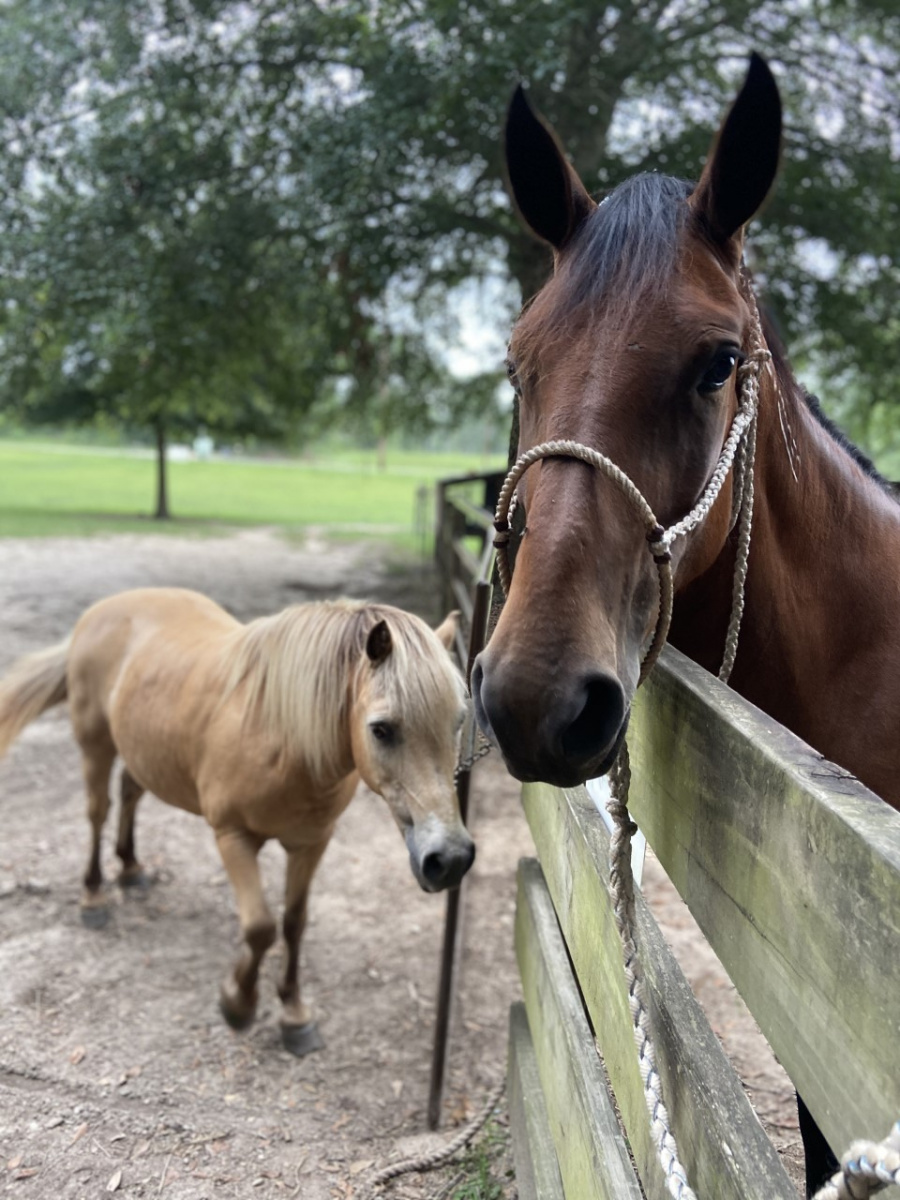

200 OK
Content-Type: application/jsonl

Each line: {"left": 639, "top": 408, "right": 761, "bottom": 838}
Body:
{"left": 228, "top": 599, "right": 473, "bottom": 891}
{"left": 473, "top": 54, "right": 782, "bottom": 786}
{"left": 348, "top": 605, "right": 475, "bottom": 892}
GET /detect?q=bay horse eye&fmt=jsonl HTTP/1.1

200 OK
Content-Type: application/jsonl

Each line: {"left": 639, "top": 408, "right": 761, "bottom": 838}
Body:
{"left": 698, "top": 348, "right": 741, "bottom": 395}
{"left": 506, "top": 357, "right": 522, "bottom": 395}
{"left": 370, "top": 721, "right": 395, "bottom": 744}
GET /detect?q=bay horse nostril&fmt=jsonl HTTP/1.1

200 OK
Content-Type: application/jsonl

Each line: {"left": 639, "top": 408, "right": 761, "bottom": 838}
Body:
{"left": 560, "top": 672, "right": 626, "bottom": 763}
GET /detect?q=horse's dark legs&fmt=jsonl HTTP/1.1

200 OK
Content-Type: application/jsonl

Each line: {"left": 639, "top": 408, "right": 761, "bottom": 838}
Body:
{"left": 277, "top": 840, "right": 329, "bottom": 1057}
{"left": 215, "top": 828, "right": 276, "bottom": 1030}
{"left": 78, "top": 737, "right": 116, "bottom": 927}
{"left": 116, "top": 768, "right": 148, "bottom": 886}
{"left": 798, "top": 1092, "right": 838, "bottom": 1197}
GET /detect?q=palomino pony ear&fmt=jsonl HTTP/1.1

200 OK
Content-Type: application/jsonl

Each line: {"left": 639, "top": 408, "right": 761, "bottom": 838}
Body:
{"left": 505, "top": 84, "right": 596, "bottom": 250}
{"left": 433, "top": 610, "right": 461, "bottom": 654}
{"left": 690, "top": 53, "right": 782, "bottom": 248}
{"left": 366, "top": 619, "right": 393, "bottom": 666}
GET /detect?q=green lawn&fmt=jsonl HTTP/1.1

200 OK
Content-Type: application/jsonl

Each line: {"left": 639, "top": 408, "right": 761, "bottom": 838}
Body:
{"left": 0, "top": 440, "right": 505, "bottom": 540}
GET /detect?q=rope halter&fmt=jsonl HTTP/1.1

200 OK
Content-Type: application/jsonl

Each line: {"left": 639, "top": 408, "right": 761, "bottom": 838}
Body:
{"left": 490, "top": 278, "right": 768, "bottom": 1199}
{"left": 489, "top": 276, "right": 900, "bottom": 1200}
{"left": 493, "top": 279, "right": 770, "bottom": 685}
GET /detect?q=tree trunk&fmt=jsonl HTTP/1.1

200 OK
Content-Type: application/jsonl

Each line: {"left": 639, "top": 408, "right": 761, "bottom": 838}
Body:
{"left": 154, "top": 419, "right": 170, "bottom": 520}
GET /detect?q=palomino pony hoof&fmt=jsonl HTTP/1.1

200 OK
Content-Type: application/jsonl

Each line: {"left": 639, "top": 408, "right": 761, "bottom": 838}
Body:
{"left": 218, "top": 984, "right": 257, "bottom": 1031}
{"left": 80, "top": 904, "right": 110, "bottom": 930}
{"left": 118, "top": 867, "right": 154, "bottom": 891}
{"left": 281, "top": 1021, "right": 324, "bottom": 1058}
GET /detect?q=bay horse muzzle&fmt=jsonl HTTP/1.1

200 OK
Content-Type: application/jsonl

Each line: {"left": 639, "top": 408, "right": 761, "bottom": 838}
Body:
{"left": 471, "top": 657, "right": 628, "bottom": 788}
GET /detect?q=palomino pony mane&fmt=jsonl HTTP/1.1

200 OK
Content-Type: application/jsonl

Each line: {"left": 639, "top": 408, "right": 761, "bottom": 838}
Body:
{"left": 222, "top": 598, "right": 464, "bottom": 780}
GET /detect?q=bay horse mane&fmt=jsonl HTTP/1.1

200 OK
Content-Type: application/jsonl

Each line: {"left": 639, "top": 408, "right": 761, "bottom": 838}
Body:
{"left": 515, "top": 169, "right": 895, "bottom": 503}
{"left": 761, "top": 311, "right": 896, "bottom": 500}
{"left": 222, "top": 598, "right": 464, "bottom": 780}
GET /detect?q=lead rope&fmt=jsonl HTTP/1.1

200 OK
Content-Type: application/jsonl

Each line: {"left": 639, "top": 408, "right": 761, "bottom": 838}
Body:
{"left": 493, "top": 275, "right": 900, "bottom": 1199}
{"left": 492, "top": 282, "right": 768, "bottom": 1199}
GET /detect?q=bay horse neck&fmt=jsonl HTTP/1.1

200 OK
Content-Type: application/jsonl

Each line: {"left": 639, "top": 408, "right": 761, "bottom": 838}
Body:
{"left": 670, "top": 346, "right": 900, "bottom": 806}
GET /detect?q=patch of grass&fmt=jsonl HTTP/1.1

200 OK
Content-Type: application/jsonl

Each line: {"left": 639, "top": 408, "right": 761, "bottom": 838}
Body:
{"left": 449, "top": 1120, "right": 515, "bottom": 1200}
{"left": 0, "top": 439, "right": 504, "bottom": 539}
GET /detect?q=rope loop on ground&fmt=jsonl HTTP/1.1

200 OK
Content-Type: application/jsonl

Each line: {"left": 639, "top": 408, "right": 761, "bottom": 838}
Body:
{"left": 366, "top": 1079, "right": 506, "bottom": 1198}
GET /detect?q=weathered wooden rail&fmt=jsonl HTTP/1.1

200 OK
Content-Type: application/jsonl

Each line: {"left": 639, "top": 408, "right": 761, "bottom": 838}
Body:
{"left": 508, "top": 645, "right": 900, "bottom": 1199}
{"left": 435, "top": 472, "right": 503, "bottom": 650}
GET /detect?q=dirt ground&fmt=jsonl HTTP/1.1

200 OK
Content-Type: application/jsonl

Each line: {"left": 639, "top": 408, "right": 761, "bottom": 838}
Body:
{"left": 0, "top": 529, "right": 802, "bottom": 1199}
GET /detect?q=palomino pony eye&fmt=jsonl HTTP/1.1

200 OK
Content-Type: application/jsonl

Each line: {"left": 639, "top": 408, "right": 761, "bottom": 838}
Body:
{"left": 369, "top": 720, "right": 396, "bottom": 745}
{"left": 698, "top": 347, "right": 742, "bottom": 395}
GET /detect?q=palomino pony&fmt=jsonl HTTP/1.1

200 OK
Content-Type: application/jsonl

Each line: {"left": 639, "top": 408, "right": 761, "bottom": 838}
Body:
{"left": 0, "top": 589, "right": 473, "bottom": 1055}
{"left": 472, "top": 55, "right": 900, "bottom": 1195}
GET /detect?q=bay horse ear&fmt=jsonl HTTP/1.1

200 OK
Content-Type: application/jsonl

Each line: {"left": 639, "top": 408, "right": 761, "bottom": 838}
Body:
{"left": 691, "top": 53, "right": 782, "bottom": 247}
{"left": 366, "top": 619, "right": 393, "bottom": 666}
{"left": 433, "top": 610, "right": 460, "bottom": 654}
{"left": 505, "top": 84, "right": 596, "bottom": 250}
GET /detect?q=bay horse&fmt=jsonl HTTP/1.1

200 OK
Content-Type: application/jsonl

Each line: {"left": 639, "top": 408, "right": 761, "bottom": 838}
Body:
{"left": 0, "top": 589, "right": 473, "bottom": 1056}
{"left": 472, "top": 54, "right": 900, "bottom": 1195}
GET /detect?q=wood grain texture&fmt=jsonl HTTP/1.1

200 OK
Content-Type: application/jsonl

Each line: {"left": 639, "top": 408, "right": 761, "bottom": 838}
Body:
{"left": 515, "top": 859, "right": 643, "bottom": 1200}
{"left": 522, "top": 785, "right": 798, "bottom": 1200}
{"left": 629, "top": 645, "right": 900, "bottom": 1151}
{"left": 508, "top": 1002, "right": 565, "bottom": 1200}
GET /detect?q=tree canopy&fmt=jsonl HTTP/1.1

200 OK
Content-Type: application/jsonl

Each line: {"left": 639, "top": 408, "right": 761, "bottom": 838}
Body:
{"left": 1, "top": 0, "right": 898, "bottom": 502}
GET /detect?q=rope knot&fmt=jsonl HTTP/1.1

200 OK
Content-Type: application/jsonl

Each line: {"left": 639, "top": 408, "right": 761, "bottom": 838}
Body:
{"left": 739, "top": 347, "right": 772, "bottom": 379}
{"left": 647, "top": 524, "right": 672, "bottom": 563}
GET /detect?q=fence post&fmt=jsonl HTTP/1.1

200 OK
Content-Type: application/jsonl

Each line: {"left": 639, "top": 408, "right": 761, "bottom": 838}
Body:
{"left": 427, "top": 579, "right": 493, "bottom": 1129}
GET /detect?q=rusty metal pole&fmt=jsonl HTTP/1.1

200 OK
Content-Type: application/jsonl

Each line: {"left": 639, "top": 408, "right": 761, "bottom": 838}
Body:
{"left": 427, "top": 578, "right": 493, "bottom": 1130}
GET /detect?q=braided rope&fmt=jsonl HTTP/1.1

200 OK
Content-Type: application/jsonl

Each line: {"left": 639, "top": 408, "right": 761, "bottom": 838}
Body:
{"left": 366, "top": 1079, "right": 506, "bottom": 1196}
{"left": 609, "top": 747, "right": 696, "bottom": 1200}
{"left": 491, "top": 284, "right": 769, "bottom": 1198}
{"left": 811, "top": 1122, "right": 900, "bottom": 1199}
{"left": 719, "top": 407, "right": 757, "bottom": 682}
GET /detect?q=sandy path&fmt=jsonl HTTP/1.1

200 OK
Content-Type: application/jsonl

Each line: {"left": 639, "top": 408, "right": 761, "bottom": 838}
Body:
{"left": 0, "top": 529, "right": 800, "bottom": 1199}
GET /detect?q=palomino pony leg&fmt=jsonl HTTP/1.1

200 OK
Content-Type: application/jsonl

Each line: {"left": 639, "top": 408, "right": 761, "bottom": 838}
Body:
{"left": 278, "top": 841, "right": 330, "bottom": 1057}
{"left": 215, "top": 828, "right": 277, "bottom": 1030}
{"left": 116, "top": 768, "right": 148, "bottom": 887}
{"left": 79, "top": 738, "right": 116, "bottom": 928}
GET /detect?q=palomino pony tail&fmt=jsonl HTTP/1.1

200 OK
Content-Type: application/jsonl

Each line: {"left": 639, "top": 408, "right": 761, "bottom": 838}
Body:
{"left": 0, "top": 640, "right": 70, "bottom": 758}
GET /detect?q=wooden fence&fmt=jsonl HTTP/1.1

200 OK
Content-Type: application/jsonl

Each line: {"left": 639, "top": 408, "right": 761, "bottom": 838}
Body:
{"left": 432, "top": 469, "right": 900, "bottom": 1197}
{"left": 434, "top": 472, "right": 503, "bottom": 648}
{"left": 428, "top": 472, "right": 501, "bottom": 1127}
{"left": 508, "top": 646, "right": 900, "bottom": 1199}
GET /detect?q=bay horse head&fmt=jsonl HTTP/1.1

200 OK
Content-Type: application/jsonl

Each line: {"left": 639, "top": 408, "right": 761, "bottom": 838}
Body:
{"left": 473, "top": 54, "right": 782, "bottom": 786}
